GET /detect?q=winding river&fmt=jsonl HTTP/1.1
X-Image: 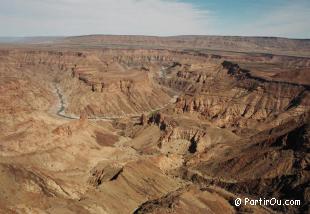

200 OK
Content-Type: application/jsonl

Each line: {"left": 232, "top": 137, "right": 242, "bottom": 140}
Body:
{"left": 53, "top": 83, "right": 178, "bottom": 121}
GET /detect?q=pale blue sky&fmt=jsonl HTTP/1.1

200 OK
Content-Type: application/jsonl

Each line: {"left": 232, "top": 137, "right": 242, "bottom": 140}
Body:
{"left": 0, "top": 0, "right": 309, "bottom": 38}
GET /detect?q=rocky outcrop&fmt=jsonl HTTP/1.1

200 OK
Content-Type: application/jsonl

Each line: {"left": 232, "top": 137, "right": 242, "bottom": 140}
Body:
{"left": 139, "top": 114, "right": 148, "bottom": 126}
{"left": 88, "top": 163, "right": 123, "bottom": 187}
{"left": 159, "top": 127, "right": 207, "bottom": 154}
{"left": 52, "top": 119, "right": 86, "bottom": 136}
{"left": 147, "top": 112, "right": 208, "bottom": 154}
{"left": 52, "top": 125, "right": 72, "bottom": 136}
{"left": 148, "top": 112, "right": 173, "bottom": 130}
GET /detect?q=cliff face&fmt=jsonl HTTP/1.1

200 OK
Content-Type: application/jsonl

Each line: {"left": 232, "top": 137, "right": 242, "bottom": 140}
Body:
{"left": 183, "top": 114, "right": 310, "bottom": 213}
{"left": 166, "top": 61, "right": 309, "bottom": 130}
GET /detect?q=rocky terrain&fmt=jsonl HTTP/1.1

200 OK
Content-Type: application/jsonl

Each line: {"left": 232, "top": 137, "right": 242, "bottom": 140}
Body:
{"left": 0, "top": 36, "right": 309, "bottom": 213}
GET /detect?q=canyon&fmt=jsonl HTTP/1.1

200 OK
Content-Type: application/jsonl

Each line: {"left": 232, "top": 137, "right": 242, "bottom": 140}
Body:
{"left": 0, "top": 36, "right": 309, "bottom": 214}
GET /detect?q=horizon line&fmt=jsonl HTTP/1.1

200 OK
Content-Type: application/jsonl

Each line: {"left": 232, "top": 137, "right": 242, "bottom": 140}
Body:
{"left": 0, "top": 34, "right": 310, "bottom": 40}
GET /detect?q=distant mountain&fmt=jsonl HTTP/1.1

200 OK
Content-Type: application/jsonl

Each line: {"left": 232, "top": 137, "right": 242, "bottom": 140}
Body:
{"left": 0, "top": 36, "right": 64, "bottom": 44}
{"left": 58, "top": 35, "right": 310, "bottom": 57}
{"left": 1, "top": 35, "right": 310, "bottom": 57}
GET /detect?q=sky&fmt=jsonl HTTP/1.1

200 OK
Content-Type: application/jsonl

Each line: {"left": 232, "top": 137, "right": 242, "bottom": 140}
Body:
{"left": 0, "top": 0, "right": 309, "bottom": 38}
